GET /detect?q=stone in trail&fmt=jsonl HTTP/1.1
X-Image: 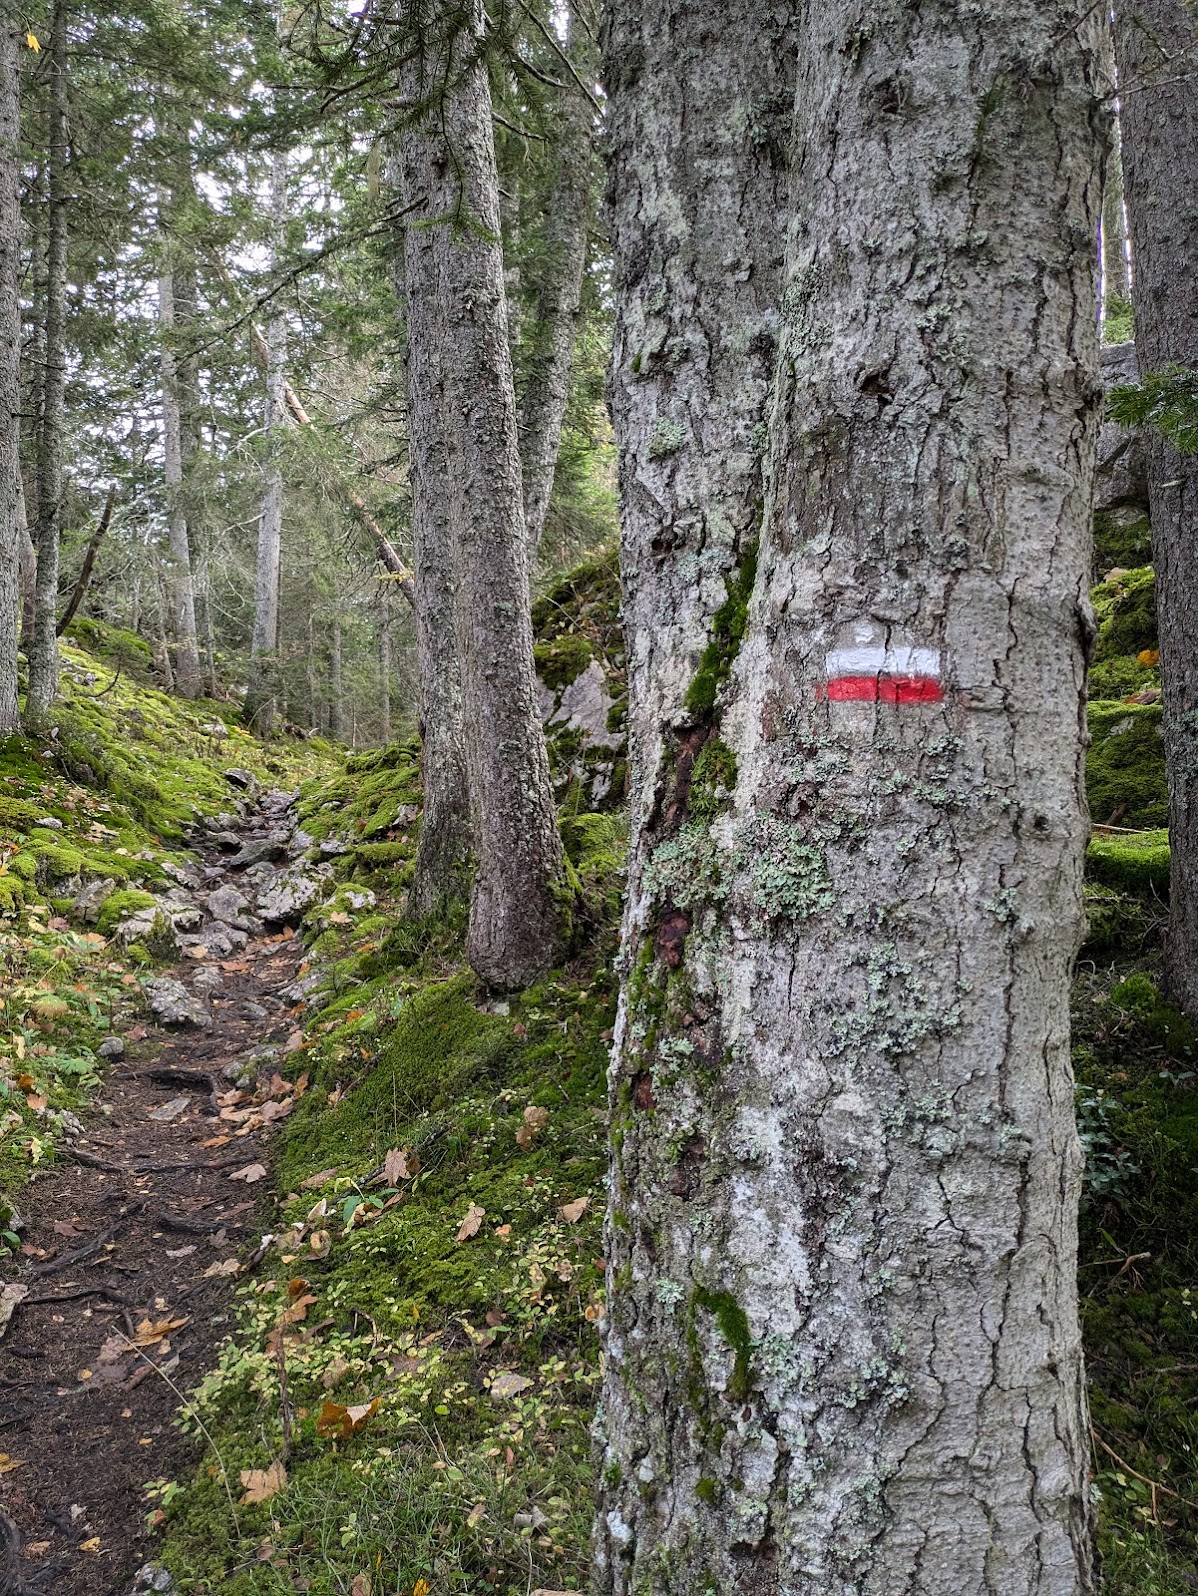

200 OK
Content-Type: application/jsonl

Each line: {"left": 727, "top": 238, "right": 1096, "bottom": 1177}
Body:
{"left": 256, "top": 870, "right": 324, "bottom": 925}
{"left": 223, "top": 767, "right": 257, "bottom": 792}
{"left": 72, "top": 877, "right": 115, "bottom": 923}
{"left": 205, "top": 884, "right": 256, "bottom": 930}
{"left": 142, "top": 977, "right": 211, "bottom": 1029}
{"left": 228, "top": 833, "right": 290, "bottom": 871}
{"left": 97, "top": 1036, "right": 125, "bottom": 1059}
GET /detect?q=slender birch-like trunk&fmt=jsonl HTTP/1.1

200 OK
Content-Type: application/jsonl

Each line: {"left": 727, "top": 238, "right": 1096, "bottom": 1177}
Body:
{"left": 397, "top": 2, "right": 565, "bottom": 982}
{"left": 330, "top": 615, "right": 345, "bottom": 741}
{"left": 518, "top": 3, "right": 595, "bottom": 556}
{"left": 25, "top": 1, "right": 68, "bottom": 728}
{"left": 1115, "top": 0, "right": 1198, "bottom": 1016}
{"left": 244, "top": 150, "right": 289, "bottom": 736}
{"left": 0, "top": 18, "right": 21, "bottom": 734}
{"left": 596, "top": 3, "right": 1106, "bottom": 1592}
{"left": 379, "top": 597, "right": 392, "bottom": 744}
{"left": 158, "top": 249, "right": 202, "bottom": 700}
{"left": 1101, "top": 134, "right": 1131, "bottom": 310}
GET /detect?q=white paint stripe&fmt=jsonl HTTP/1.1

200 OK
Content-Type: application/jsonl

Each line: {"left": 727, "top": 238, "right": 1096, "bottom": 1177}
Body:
{"left": 824, "top": 645, "right": 941, "bottom": 678}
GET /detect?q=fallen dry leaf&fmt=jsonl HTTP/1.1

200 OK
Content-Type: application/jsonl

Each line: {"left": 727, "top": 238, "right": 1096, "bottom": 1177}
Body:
{"left": 516, "top": 1104, "right": 549, "bottom": 1149}
{"left": 201, "top": 1134, "right": 232, "bottom": 1149}
{"left": 204, "top": 1258, "right": 240, "bottom": 1278}
{"left": 465, "top": 1501, "right": 486, "bottom": 1528}
{"left": 490, "top": 1372, "right": 533, "bottom": 1401}
{"left": 455, "top": 1204, "right": 486, "bottom": 1243}
{"left": 52, "top": 1219, "right": 83, "bottom": 1237}
{"left": 321, "top": 1353, "right": 350, "bottom": 1389}
{"left": 0, "top": 1455, "right": 26, "bottom": 1475}
{"left": 229, "top": 1162, "right": 268, "bottom": 1184}
{"left": 79, "top": 1537, "right": 101, "bottom": 1553}
{"left": 309, "top": 1228, "right": 331, "bottom": 1258}
{"left": 131, "top": 1315, "right": 189, "bottom": 1348}
{"left": 316, "top": 1397, "right": 380, "bottom": 1439}
{"left": 25, "top": 1092, "right": 47, "bottom": 1112}
{"left": 301, "top": 1167, "right": 337, "bottom": 1190}
{"left": 413, "top": 1580, "right": 431, "bottom": 1596}
{"left": 384, "top": 1146, "right": 417, "bottom": 1184}
{"left": 239, "top": 1460, "right": 288, "bottom": 1505}
{"left": 559, "top": 1197, "right": 590, "bottom": 1224}
{"left": 166, "top": 1245, "right": 196, "bottom": 1258}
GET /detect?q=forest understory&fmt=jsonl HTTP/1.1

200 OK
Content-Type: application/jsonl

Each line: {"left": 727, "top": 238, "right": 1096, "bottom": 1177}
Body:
{"left": 0, "top": 540, "right": 1193, "bottom": 1595}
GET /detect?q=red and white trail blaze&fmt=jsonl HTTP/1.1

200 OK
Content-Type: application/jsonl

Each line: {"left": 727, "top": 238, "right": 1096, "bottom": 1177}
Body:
{"left": 822, "top": 643, "right": 944, "bottom": 704}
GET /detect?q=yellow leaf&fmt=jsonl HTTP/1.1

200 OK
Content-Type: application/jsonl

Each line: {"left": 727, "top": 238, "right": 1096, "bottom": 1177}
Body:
{"left": 1138, "top": 648, "right": 1160, "bottom": 667}
{"left": 316, "top": 1396, "right": 380, "bottom": 1439}
{"left": 80, "top": 1536, "right": 101, "bottom": 1553}
{"left": 0, "top": 1455, "right": 26, "bottom": 1475}
{"left": 413, "top": 1581, "right": 432, "bottom": 1596}
{"left": 465, "top": 1501, "right": 485, "bottom": 1528}
{"left": 25, "top": 34, "right": 39, "bottom": 52}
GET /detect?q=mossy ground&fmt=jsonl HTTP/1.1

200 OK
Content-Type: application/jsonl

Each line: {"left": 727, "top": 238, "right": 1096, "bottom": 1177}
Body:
{"left": 154, "top": 758, "right": 622, "bottom": 1594}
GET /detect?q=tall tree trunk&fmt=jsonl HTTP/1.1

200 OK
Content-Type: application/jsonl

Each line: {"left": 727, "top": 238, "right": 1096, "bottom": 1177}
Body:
{"left": 158, "top": 255, "right": 202, "bottom": 699}
{"left": 307, "top": 609, "right": 318, "bottom": 730}
{"left": 330, "top": 615, "right": 345, "bottom": 741}
{"left": 56, "top": 482, "right": 115, "bottom": 634}
{"left": 25, "top": 1, "right": 68, "bottom": 730}
{"left": 244, "top": 151, "right": 289, "bottom": 737}
{"left": 0, "top": 18, "right": 21, "bottom": 734}
{"left": 17, "top": 501, "right": 34, "bottom": 656}
{"left": 518, "top": 4, "right": 595, "bottom": 557}
{"left": 1116, "top": 0, "right": 1198, "bottom": 1017}
{"left": 596, "top": 4, "right": 1106, "bottom": 1593}
{"left": 1102, "top": 132, "right": 1131, "bottom": 312}
{"left": 394, "top": 116, "right": 474, "bottom": 916}
{"left": 379, "top": 596, "right": 392, "bottom": 744}
{"left": 399, "top": 1, "right": 566, "bottom": 987}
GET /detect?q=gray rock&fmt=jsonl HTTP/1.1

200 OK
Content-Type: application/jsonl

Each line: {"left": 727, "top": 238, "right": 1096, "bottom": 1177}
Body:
{"left": 206, "top": 884, "right": 255, "bottom": 929}
{"left": 143, "top": 978, "right": 211, "bottom": 1029}
{"left": 212, "top": 831, "right": 243, "bottom": 851}
{"left": 342, "top": 887, "right": 376, "bottom": 911}
{"left": 279, "top": 968, "right": 325, "bottom": 1005}
{"left": 97, "top": 1036, "right": 125, "bottom": 1059}
{"left": 205, "top": 812, "right": 240, "bottom": 832}
{"left": 161, "top": 861, "right": 202, "bottom": 890}
{"left": 229, "top": 834, "right": 289, "bottom": 871}
{"left": 114, "top": 909, "right": 179, "bottom": 958}
{"left": 257, "top": 871, "right": 324, "bottom": 925}
{"left": 167, "top": 905, "right": 205, "bottom": 933}
{"left": 287, "top": 828, "right": 315, "bottom": 857}
{"left": 224, "top": 767, "right": 257, "bottom": 792}
{"left": 546, "top": 659, "right": 623, "bottom": 752}
{"left": 241, "top": 1000, "right": 269, "bottom": 1020}
{"left": 130, "top": 1566, "right": 174, "bottom": 1594}
{"left": 178, "top": 921, "right": 246, "bottom": 959}
{"left": 33, "top": 816, "right": 62, "bottom": 829}
{"left": 199, "top": 719, "right": 228, "bottom": 739}
{"left": 72, "top": 877, "right": 116, "bottom": 924}
{"left": 319, "top": 835, "right": 350, "bottom": 856}
{"left": 192, "top": 966, "right": 222, "bottom": 992}
{"left": 1096, "top": 341, "right": 1149, "bottom": 516}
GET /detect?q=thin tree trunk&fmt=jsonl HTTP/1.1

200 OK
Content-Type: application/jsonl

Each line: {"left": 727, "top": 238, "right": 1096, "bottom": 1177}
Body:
{"left": 399, "top": 0, "right": 566, "bottom": 987}
{"left": 0, "top": 18, "right": 21, "bottom": 734}
{"left": 379, "top": 598, "right": 392, "bottom": 744}
{"left": 56, "top": 483, "right": 116, "bottom": 635}
{"left": 330, "top": 615, "right": 345, "bottom": 741}
{"left": 17, "top": 500, "right": 34, "bottom": 655}
{"left": 1116, "top": 0, "right": 1198, "bottom": 1016}
{"left": 1102, "top": 133, "right": 1131, "bottom": 312}
{"left": 158, "top": 197, "right": 202, "bottom": 700}
{"left": 307, "top": 610, "right": 318, "bottom": 730}
{"left": 25, "top": 1, "right": 68, "bottom": 729}
{"left": 518, "top": 3, "right": 595, "bottom": 556}
{"left": 596, "top": 3, "right": 1106, "bottom": 1593}
{"left": 394, "top": 104, "right": 474, "bottom": 915}
{"left": 244, "top": 150, "right": 288, "bottom": 737}
{"left": 153, "top": 562, "right": 174, "bottom": 692}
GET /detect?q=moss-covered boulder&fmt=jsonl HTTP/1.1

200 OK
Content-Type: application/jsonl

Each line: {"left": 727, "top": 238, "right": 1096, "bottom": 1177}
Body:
{"left": 1087, "top": 829, "right": 1170, "bottom": 897}
{"left": 1086, "top": 701, "right": 1168, "bottom": 828}
{"left": 1091, "top": 565, "right": 1158, "bottom": 662}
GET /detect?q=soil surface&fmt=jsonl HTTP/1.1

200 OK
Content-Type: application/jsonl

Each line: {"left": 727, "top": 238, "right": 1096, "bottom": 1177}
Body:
{"left": 1, "top": 798, "right": 308, "bottom": 1596}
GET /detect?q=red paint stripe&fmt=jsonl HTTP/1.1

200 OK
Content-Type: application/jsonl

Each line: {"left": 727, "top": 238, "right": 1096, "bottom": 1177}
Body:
{"left": 825, "top": 674, "right": 944, "bottom": 704}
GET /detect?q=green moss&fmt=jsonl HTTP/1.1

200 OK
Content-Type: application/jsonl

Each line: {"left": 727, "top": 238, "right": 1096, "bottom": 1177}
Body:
{"left": 693, "top": 1288, "right": 753, "bottom": 1403}
{"left": 64, "top": 617, "right": 155, "bottom": 679}
{"left": 1111, "top": 972, "right": 1198, "bottom": 1056}
{"left": 685, "top": 539, "right": 758, "bottom": 721}
{"left": 1093, "top": 508, "right": 1152, "bottom": 573}
{"left": 1092, "top": 566, "right": 1158, "bottom": 662}
{"left": 352, "top": 840, "right": 412, "bottom": 869}
{"left": 1087, "top": 831, "right": 1170, "bottom": 898}
{"left": 30, "top": 841, "right": 87, "bottom": 881}
{"left": 1082, "top": 883, "right": 1158, "bottom": 957}
{"left": 1088, "top": 654, "right": 1159, "bottom": 701}
{"left": 688, "top": 739, "right": 738, "bottom": 820}
{"left": 95, "top": 888, "right": 157, "bottom": 933}
{"left": 1087, "top": 702, "right": 1168, "bottom": 829}
{"left": 695, "top": 1477, "right": 719, "bottom": 1506}
{"left": 535, "top": 634, "right": 594, "bottom": 691}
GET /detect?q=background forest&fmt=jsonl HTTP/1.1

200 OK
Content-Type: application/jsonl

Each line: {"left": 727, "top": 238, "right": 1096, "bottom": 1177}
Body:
{"left": 0, "top": 4, "right": 1197, "bottom": 1596}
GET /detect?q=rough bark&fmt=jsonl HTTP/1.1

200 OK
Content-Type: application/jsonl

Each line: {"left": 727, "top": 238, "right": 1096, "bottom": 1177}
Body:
{"left": 397, "top": 2, "right": 566, "bottom": 984}
{"left": 25, "top": 2, "right": 68, "bottom": 729}
{"left": 0, "top": 18, "right": 21, "bottom": 734}
{"left": 244, "top": 151, "right": 288, "bottom": 736}
{"left": 394, "top": 109, "right": 473, "bottom": 916}
{"left": 379, "top": 597, "right": 392, "bottom": 744}
{"left": 1115, "top": 0, "right": 1198, "bottom": 1017}
{"left": 596, "top": 4, "right": 1107, "bottom": 1594}
{"left": 158, "top": 249, "right": 203, "bottom": 701}
{"left": 518, "top": 4, "right": 595, "bottom": 556}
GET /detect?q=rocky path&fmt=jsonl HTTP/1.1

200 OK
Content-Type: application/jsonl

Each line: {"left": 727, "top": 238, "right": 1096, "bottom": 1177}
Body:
{"left": 0, "top": 783, "right": 323, "bottom": 1596}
